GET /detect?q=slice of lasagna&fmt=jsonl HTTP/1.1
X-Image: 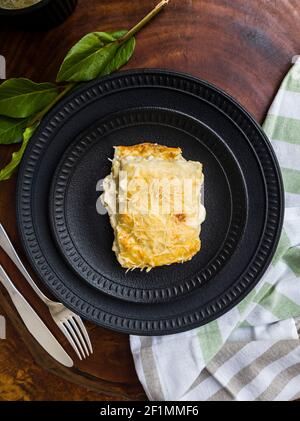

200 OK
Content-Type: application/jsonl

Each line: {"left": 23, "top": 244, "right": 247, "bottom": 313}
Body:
{"left": 101, "top": 143, "right": 205, "bottom": 271}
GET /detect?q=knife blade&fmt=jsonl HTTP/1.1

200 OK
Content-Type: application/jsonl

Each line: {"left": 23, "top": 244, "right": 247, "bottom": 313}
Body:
{"left": 0, "top": 265, "right": 73, "bottom": 368}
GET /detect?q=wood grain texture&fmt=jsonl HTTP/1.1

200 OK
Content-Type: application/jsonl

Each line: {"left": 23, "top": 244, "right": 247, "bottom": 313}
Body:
{"left": 0, "top": 309, "right": 126, "bottom": 401}
{"left": 0, "top": 0, "right": 300, "bottom": 401}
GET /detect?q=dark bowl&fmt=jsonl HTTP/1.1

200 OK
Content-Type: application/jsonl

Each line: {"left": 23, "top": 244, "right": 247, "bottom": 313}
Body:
{"left": 0, "top": 0, "right": 78, "bottom": 29}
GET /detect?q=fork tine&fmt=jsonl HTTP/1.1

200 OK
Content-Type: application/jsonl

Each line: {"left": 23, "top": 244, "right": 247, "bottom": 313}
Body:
{"left": 68, "top": 317, "right": 89, "bottom": 357}
{"left": 58, "top": 322, "right": 82, "bottom": 361}
{"left": 74, "top": 315, "right": 93, "bottom": 354}
{"left": 65, "top": 319, "right": 87, "bottom": 359}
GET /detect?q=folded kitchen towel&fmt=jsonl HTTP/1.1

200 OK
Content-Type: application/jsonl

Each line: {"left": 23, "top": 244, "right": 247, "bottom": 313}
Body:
{"left": 130, "top": 58, "right": 300, "bottom": 401}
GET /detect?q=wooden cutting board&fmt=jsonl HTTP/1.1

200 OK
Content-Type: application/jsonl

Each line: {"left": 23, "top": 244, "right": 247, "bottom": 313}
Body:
{"left": 0, "top": 0, "right": 300, "bottom": 401}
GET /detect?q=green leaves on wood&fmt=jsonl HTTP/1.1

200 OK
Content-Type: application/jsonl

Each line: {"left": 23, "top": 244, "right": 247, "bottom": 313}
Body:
{"left": 0, "top": 1, "right": 170, "bottom": 181}
{"left": 0, "top": 31, "right": 136, "bottom": 181}
{"left": 0, "top": 116, "right": 28, "bottom": 144}
{"left": 0, "top": 78, "right": 59, "bottom": 118}
{"left": 0, "top": 124, "right": 38, "bottom": 181}
{"left": 56, "top": 30, "right": 136, "bottom": 82}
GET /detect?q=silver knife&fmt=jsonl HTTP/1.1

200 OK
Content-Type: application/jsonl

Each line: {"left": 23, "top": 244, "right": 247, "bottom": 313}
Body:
{"left": 0, "top": 265, "right": 73, "bottom": 367}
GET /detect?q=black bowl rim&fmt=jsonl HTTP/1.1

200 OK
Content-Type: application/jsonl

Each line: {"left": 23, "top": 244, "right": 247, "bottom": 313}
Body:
{"left": 0, "top": 0, "right": 52, "bottom": 15}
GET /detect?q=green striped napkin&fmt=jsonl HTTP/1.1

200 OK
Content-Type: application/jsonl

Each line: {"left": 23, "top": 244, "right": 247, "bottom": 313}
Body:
{"left": 130, "top": 59, "right": 300, "bottom": 401}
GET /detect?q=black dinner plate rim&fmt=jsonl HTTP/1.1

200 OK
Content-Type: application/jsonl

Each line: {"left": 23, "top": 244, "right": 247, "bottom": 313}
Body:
{"left": 16, "top": 68, "right": 284, "bottom": 335}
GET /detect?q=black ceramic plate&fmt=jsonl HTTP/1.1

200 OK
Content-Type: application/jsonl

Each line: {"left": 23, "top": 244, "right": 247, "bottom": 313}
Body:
{"left": 17, "top": 69, "right": 283, "bottom": 335}
{"left": 50, "top": 107, "right": 247, "bottom": 303}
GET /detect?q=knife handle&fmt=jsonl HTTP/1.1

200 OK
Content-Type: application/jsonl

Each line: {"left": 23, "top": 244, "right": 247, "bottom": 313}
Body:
{"left": 0, "top": 265, "right": 74, "bottom": 368}
{"left": 0, "top": 224, "right": 51, "bottom": 304}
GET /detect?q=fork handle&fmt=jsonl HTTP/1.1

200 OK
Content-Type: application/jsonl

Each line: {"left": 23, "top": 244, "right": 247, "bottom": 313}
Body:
{"left": 0, "top": 224, "right": 51, "bottom": 304}
{"left": 0, "top": 265, "right": 19, "bottom": 299}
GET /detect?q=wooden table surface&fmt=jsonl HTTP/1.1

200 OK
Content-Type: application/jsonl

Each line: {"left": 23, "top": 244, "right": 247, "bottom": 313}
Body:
{"left": 0, "top": 0, "right": 300, "bottom": 401}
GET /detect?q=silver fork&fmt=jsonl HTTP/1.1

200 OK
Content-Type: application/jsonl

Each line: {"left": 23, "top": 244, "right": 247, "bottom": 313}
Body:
{"left": 0, "top": 224, "right": 93, "bottom": 360}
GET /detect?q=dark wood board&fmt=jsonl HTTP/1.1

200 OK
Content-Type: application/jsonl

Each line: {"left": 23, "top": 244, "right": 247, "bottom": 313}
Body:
{"left": 0, "top": 0, "right": 299, "bottom": 401}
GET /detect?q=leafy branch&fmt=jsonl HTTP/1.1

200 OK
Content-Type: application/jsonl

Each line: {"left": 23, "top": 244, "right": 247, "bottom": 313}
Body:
{"left": 0, "top": 0, "right": 169, "bottom": 181}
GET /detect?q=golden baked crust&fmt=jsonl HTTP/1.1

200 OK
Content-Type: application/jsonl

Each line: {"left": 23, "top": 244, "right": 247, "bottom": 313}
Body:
{"left": 115, "top": 143, "right": 182, "bottom": 160}
{"left": 101, "top": 143, "right": 205, "bottom": 271}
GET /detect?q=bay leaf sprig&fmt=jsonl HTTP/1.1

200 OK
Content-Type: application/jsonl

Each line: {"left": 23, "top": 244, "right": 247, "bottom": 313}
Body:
{"left": 0, "top": 0, "right": 169, "bottom": 181}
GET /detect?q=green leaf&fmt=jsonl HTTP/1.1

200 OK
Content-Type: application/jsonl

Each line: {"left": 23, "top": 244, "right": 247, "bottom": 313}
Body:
{"left": 0, "top": 124, "right": 37, "bottom": 181}
{"left": 0, "top": 116, "right": 28, "bottom": 144}
{"left": 96, "top": 32, "right": 119, "bottom": 43}
{"left": 56, "top": 30, "right": 135, "bottom": 82}
{"left": 96, "top": 30, "right": 127, "bottom": 44}
{"left": 107, "top": 30, "right": 127, "bottom": 39}
{"left": 0, "top": 78, "right": 59, "bottom": 118}
{"left": 101, "top": 37, "right": 136, "bottom": 76}
{"left": 90, "top": 30, "right": 126, "bottom": 45}
{"left": 57, "top": 32, "right": 118, "bottom": 82}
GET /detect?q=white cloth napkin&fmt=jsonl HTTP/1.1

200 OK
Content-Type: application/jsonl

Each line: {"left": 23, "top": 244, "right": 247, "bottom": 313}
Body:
{"left": 130, "top": 59, "right": 300, "bottom": 401}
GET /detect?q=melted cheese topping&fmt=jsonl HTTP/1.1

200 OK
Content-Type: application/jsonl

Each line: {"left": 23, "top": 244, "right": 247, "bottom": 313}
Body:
{"left": 101, "top": 143, "right": 206, "bottom": 271}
